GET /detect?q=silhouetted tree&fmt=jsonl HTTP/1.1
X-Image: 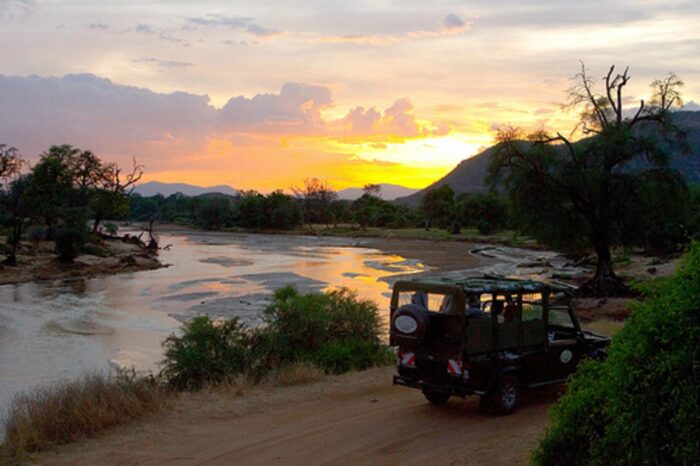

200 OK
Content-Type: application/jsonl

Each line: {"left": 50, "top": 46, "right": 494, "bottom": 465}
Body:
{"left": 421, "top": 184, "right": 455, "bottom": 229}
{"left": 491, "top": 64, "right": 688, "bottom": 296}
{"left": 292, "top": 178, "right": 337, "bottom": 224}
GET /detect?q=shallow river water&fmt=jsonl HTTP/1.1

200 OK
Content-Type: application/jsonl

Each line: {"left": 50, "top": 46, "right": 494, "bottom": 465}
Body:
{"left": 0, "top": 230, "right": 590, "bottom": 427}
{"left": 0, "top": 232, "right": 428, "bottom": 420}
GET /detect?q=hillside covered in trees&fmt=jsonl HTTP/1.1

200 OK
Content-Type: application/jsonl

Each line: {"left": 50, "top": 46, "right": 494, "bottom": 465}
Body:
{"left": 397, "top": 110, "right": 700, "bottom": 206}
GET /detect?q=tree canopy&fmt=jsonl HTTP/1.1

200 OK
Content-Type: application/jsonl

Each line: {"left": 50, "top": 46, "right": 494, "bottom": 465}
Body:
{"left": 491, "top": 64, "right": 689, "bottom": 296}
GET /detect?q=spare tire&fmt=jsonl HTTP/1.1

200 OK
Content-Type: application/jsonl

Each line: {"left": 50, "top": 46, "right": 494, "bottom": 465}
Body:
{"left": 391, "top": 303, "right": 430, "bottom": 348}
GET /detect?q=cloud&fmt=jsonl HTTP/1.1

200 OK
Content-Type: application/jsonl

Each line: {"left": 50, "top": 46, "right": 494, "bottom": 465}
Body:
{"left": 0, "top": 74, "right": 451, "bottom": 190}
{"left": 0, "top": 74, "right": 215, "bottom": 165}
{"left": 311, "top": 13, "right": 471, "bottom": 46}
{"left": 442, "top": 14, "right": 467, "bottom": 31}
{"left": 133, "top": 57, "right": 194, "bottom": 70}
{"left": 337, "top": 98, "right": 446, "bottom": 139}
{"left": 0, "top": 0, "right": 34, "bottom": 19}
{"left": 132, "top": 23, "right": 190, "bottom": 45}
{"left": 86, "top": 22, "right": 109, "bottom": 30}
{"left": 185, "top": 14, "right": 284, "bottom": 38}
{"left": 218, "top": 82, "right": 333, "bottom": 134}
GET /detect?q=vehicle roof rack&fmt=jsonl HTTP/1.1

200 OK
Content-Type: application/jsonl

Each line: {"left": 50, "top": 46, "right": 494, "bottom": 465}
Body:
{"left": 397, "top": 274, "right": 570, "bottom": 294}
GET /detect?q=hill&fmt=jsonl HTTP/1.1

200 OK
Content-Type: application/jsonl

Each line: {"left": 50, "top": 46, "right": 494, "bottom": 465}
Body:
{"left": 337, "top": 183, "right": 418, "bottom": 201}
{"left": 133, "top": 181, "right": 238, "bottom": 197}
{"left": 396, "top": 110, "right": 700, "bottom": 206}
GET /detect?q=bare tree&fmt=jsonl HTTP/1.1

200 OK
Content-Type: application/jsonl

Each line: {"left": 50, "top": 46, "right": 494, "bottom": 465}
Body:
{"left": 363, "top": 183, "right": 381, "bottom": 197}
{"left": 291, "top": 178, "right": 338, "bottom": 225}
{"left": 491, "top": 64, "right": 687, "bottom": 296}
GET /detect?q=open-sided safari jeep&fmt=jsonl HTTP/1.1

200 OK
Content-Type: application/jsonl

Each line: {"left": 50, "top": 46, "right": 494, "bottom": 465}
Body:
{"left": 390, "top": 275, "right": 611, "bottom": 414}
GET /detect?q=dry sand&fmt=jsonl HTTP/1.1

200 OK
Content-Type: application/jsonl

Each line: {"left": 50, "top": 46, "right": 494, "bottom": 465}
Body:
{"left": 35, "top": 366, "right": 558, "bottom": 466}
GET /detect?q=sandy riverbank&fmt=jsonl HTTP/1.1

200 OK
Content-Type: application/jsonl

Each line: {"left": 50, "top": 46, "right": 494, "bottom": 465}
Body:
{"left": 0, "top": 236, "right": 163, "bottom": 286}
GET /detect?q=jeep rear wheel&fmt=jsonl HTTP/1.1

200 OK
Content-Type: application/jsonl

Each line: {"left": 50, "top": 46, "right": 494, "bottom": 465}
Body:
{"left": 423, "top": 389, "right": 450, "bottom": 405}
{"left": 480, "top": 374, "right": 519, "bottom": 415}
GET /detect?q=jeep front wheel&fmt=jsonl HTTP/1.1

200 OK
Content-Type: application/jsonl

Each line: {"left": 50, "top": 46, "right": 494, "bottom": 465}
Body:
{"left": 480, "top": 374, "right": 519, "bottom": 415}
{"left": 423, "top": 389, "right": 450, "bottom": 405}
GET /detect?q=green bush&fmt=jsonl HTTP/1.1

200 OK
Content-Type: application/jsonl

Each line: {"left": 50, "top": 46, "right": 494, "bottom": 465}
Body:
{"left": 161, "top": 316, "right": 249, "bottom": 390}
{"left": 103, "top": 222, "right": 119, "bottom": 236}
{"left": 534, "top": 242, "right": 700, "bottom": 465}
{"left": 161, "top": 286, "right": 390, "bottom": 389}
{"left": 314, "top": 338, "right": 393, "bottom": 374}
{"left": 54, "top": 226, "right": 87, "bottom": 263}
{"left": 261, "top": 286, "right": 386, "bottom": 370}
{"left": 26, "top": 225, "right": 47, "bottom": 244}
{"left": 476, "top": 219, "right": 493, "bottom": 235}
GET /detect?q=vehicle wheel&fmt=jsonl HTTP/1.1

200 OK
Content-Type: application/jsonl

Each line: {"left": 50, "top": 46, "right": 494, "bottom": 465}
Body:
{"left": 423, "top": 389, "right": 450, "bottom": 405}
{"left": 480, "top": 374, "right": 519, "bottom": 415}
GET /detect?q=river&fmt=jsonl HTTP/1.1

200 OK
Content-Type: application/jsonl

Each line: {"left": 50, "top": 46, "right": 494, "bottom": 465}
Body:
{"left": 0, "top": 231, "right": 430, "bottom": 421}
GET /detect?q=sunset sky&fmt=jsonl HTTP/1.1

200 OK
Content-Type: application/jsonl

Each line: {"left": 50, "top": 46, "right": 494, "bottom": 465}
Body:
{"left": 2, "top": 0, "right": 700, "bottom": 191}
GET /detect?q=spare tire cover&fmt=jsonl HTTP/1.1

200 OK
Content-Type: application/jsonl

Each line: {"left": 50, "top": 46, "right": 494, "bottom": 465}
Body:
{"left": 391, "top": 303, "right": 429, "bottom": 348}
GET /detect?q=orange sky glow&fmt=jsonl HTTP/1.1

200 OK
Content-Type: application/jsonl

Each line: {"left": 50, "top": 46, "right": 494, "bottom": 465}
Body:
{"left": 1, "top": 1, "right": 699, "bottom": 192}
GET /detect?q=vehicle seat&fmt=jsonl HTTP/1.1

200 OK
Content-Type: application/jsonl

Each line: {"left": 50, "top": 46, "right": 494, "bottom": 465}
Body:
{"left": 503, "top": 304, "right": 518, "bottom": 321}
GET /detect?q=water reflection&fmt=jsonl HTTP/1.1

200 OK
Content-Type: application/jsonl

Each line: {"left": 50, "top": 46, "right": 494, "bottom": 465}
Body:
{"left": 0, "top": 232, "right": 425, "bottom": 417}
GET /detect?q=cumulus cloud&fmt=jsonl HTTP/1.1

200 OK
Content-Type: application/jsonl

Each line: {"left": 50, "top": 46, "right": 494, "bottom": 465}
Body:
{"left": 338, "top": 98, "right": 447, "bottom": 138}
{"left": 0, "top": 73, "right": 462, "bottom": 190}
{"left": 218, "top": 82, "right": 333, "bottom": 133}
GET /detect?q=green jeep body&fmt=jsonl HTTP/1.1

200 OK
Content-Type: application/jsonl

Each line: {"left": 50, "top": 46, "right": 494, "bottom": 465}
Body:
{"left": 390, "top": 275, "right": 610, "bottom": 413}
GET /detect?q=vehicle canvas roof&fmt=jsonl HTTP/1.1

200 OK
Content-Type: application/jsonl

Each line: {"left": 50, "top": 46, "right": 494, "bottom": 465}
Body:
{"left": 395, "top": 274, "right": 571, "bottom": 294}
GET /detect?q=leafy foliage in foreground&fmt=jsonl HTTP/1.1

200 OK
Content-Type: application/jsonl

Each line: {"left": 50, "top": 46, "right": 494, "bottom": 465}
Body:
{"left": 534, "top": 243, "right": 700, "bottom": 465}
{"left": 161, "top": 287, "right": 391, "bottom": 389}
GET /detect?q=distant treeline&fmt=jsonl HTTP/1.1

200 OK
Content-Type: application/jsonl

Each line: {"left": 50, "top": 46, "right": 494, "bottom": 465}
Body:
{"left": 127, "top": 179, "right": 514, "bottom": 234}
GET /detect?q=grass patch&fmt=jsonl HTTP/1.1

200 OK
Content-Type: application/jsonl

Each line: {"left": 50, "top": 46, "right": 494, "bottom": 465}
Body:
{"left": 270, "top": 362, "right": 325, "bottom": 387}
{"left": 581, "top": 318, "right": 625, "bottom": 337}
{"left": 0, "top": 370, "right": 166, "bottom": 460}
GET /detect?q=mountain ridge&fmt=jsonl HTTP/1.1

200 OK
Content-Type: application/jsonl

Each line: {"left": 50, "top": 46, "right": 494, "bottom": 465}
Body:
{"left": 133, "top": 181, "right": 238, "bottom": 197}
{"left": 396, "top": 110, "right": 700, "bottom": 206}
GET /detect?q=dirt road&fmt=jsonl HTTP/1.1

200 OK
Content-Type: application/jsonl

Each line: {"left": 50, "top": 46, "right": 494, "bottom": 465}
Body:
{"left": 37, "top": 367, "right": 557, "bottom": 466}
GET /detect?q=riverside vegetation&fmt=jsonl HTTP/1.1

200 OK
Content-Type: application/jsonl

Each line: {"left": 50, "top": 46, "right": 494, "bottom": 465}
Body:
{"left": 534, "top": 242, "right": 700, "bottom": 465}
{"left": 0, "top": 286, "right": 391, "bottom": 460}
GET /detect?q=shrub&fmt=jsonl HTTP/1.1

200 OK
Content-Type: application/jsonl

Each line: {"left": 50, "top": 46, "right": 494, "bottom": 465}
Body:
{"left": 0, "top": 370, "right": 165, "bottom": 458}
{"left": 314, "top": 338, "right": 393, "bottom": 374}
{"left": 449, "top": 219, "right": 461, "bottom": 235}
{"left": 533, "top": 242, "right": 700, "bottom": 465}
{"left": 26, "top": 225, "right": 47, "bottom": 245}
{"left": 103, "top": 222, "right": 119, "bottom": 236}
{"left": 161, "top": 286, "right": 391, "bottom": 388}
{"left": 261, "top": 286, "right": 385, "bottom": 369}
{"left": 54, "top": 226, "right": 87, "bottom": 263}
{"left": 476, "top": 219, "right": 493, "bottom": 235}
{"left": 161, "top": 316, "right": 250, "bottom": 391}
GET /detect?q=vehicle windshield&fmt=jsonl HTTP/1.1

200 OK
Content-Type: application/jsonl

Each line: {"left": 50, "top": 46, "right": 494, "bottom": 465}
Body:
{"left": 397, "top": 290, "right": 454, "bottom": 313}
{"left": 549, "top": 306, "right": 576, "bottom": 328}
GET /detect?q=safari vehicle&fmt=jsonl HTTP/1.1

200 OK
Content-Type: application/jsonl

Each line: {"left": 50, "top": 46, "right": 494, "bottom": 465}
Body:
{"left": 390, "top": 275, "right": 610, "bottom": 414}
